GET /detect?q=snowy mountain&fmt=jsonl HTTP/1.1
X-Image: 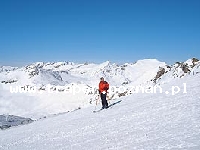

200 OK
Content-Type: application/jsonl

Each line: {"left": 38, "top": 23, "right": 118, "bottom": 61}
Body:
{"left": 0, "top": 58, "right": 199, "bottom": 119}
{"left": 0, "top": 65, "right": 200, "bottom": 149}
{"left": 153, "top": 58, "right": 200, "bottom": 84}
{"left": 0, "top": 59, "right": 165, "bottom": 118}
{"left": 0, "top": 59, "right": 166, "bottom": 86}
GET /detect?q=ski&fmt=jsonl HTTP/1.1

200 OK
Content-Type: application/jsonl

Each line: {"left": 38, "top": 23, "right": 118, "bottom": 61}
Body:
{"left": 93, "top": 107, "right": 110, "bottom": 113}
{"left": 93, "top": 100, "right": 122, "bottom": 113}
{"left": 93, "top": 108, "right": 104, "bottom": 113}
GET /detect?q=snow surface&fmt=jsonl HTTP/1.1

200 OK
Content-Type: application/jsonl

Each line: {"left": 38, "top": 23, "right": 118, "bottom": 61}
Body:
{"left": 0, "top": 71, "right": 200, "bottom": 149}
{"left": 0, "top": 59, "right": 200, "bottom": 149}
{"left": 0, "top": 59, "right": 166, "bottom": 119}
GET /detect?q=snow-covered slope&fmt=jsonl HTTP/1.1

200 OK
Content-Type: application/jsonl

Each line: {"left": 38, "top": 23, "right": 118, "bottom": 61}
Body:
{"left": 0, "top": 59, "right": 166, "bottom": 118}
{"left": 0, "top": 58, "right": 199, "bottom": 119}
{"left": 153, "top": 58, "right": 200, "bottom": 84}
{"left": 0, "top": 59, "right": 165, "bottom": 86}
{"left": 0, "top": 66, "right": 17, "bottom": 73}
{"left": 0, "top": 71, "right": 199, "bottom": 149}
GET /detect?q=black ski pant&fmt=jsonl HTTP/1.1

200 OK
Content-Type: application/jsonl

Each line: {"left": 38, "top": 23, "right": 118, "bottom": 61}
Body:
{"left": 100, "top": 93, "right": 108, "bottom": 108}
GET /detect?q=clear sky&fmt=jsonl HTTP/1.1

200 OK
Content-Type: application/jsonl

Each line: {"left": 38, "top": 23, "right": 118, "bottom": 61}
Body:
{"left": 0, "top": 0, "right": 200, "bottom": 66}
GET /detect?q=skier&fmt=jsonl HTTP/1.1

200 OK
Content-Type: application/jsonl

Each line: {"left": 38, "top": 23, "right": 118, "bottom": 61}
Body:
{"left": 99, "top": 77, "right": 109, "bottom": 109}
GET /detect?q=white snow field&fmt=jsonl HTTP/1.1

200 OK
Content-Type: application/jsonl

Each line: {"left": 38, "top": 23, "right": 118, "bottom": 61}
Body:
{"left": 0, "top": 59, "right": 200, "bottom": 149}
{"left": 0, "top": 59, "right": 166, "bottom": 119}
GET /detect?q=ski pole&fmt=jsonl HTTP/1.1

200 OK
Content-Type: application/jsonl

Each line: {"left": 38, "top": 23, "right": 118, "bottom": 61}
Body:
{"left": 94, "top": 94, "right": 100, "bottom": 110}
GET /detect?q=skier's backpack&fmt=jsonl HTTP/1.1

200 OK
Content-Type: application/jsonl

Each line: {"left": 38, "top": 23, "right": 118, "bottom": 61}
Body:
{"left": 103, "top": 81, "right": 109, "bottom": 90}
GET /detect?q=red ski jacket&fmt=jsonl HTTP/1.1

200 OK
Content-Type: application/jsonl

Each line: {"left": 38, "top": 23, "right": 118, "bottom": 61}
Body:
{"left": 99, "top": 81, "right": 109, "bottom": 93}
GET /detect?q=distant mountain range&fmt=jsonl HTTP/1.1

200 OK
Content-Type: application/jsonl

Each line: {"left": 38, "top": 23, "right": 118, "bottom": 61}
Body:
{"left": 0, "top": 58, "right": 199, "bottom": 87}
{"left": 0, "top": 58, "right": 199, "bottom": 119}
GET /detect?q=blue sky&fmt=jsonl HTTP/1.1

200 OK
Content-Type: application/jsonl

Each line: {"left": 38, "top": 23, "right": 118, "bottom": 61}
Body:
{"left": 0, "top": 0, "right": 200, "bottom": 66}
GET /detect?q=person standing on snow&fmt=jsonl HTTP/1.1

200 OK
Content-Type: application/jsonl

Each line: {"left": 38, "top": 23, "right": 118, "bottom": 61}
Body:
{"left": 99, "top": 77, "right": 109, "bottom": 109}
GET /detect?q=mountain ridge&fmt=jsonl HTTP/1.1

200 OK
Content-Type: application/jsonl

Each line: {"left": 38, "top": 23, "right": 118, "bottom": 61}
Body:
{"left": 0, "top": 58, "right": 199, "bottom": 118}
